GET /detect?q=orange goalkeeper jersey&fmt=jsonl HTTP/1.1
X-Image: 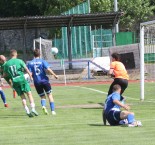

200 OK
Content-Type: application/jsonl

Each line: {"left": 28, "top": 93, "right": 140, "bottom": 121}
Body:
{"left": 110, "top": 61, "right": 129, "bottom": 80}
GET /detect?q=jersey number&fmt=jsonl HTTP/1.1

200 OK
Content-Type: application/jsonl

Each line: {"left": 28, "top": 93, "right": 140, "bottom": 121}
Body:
{"left": 34, "top": 65, "right": 40, "bottom": 75}
{"left": 9, "top": 65, "right": 18, "bottom": 77}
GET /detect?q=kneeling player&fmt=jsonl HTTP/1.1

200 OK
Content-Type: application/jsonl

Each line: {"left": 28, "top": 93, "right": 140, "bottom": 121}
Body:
{"left": 103, "top": 84, "right": 142, "bottom": 127}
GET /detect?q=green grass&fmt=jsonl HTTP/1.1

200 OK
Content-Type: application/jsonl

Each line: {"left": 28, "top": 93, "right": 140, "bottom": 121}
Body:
{"left": 0, "top": 82, "right": 155, "bottom": 145}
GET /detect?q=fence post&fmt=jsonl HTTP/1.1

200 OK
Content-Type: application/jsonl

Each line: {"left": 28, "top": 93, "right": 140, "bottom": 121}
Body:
{"left": 88, "top": 61, "right": 90, "bottom": 79}
{"left": 60, "top": 59, "right": 66, "bottom": 85}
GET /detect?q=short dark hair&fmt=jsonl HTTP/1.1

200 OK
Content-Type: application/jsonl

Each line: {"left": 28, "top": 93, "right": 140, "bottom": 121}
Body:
{"left": 33, "top": 49, "right": 40, "bottom": 57}
{"left": 10, "top": 49, "right": 17, "bottom": 57}
{"left": 111, "top": 53, "right": 120, "bottom": 61}
{"left": 112, "top": 84, "right": 121, "bottom": 92}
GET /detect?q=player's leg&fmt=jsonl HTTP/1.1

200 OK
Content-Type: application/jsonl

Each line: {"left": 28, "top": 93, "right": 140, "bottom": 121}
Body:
{"left": 116, "top": 78, "right": 128, "bottom": 97}
{"left": 111, "top": 78, "right": 128, "bottom": 100}
{"left": 26, "top": 91, "right": 38, "bottom": 116}
{"left": 20, "top": 94, "right": 33, "bottom": 117}
{"left": 47, "top": 93, "right": 56, "bottom": 115}
{"left": 120, "top": 111, "right": 134, "bottom": 123}
{"left": 102, "top": 109, "right": 106, "bottom": 125}
{"left": 105, "top": 110, "right": 121, "bottom": 126}
{"left": 34, "top": 83, "right": 49, "bottom": 115}
{"left": 0, "top": 87, "right": 8, "bottom": 107}
{"left": 120, "top": 111, "right": 142, "bottom": 127}
{"left": 23, "top": 83, "right": 38, "bottom": 116}
{"left": 107, "top": 80, "right": 118, "bottom": 95}
{"left": 44, "top": 82, "right": 56, "bottom": 115}
{"left": 14, "top": 85, "right": 33, "bottom": 117}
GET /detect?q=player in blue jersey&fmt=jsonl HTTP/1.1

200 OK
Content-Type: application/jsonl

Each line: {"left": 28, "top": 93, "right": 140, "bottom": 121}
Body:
{"left": 28, "top": 49, "right": 58, "bottom": 115}
{"left": 0, "top": 55, "right": 9, "bottom": 107}
{"left": 104, "top": 84, "right": 142, "bottom": 127}
{"left": 0, "top": 76, "right": 9, "bottom": 108}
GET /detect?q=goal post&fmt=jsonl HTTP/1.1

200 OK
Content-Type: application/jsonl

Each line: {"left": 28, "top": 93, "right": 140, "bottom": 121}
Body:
{"left": 140, "top": 20, "right": 155, "bottom": 100}
{"left": 140, "top": 23, "right": 145, "bottom": 100}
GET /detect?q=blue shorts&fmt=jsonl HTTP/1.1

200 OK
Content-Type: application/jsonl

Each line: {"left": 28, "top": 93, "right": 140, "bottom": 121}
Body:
{"left": 105, "top": 110, "right": 121, "bottom": 126}
{"left": 34, "top": 81, "right": 52, "bottom": 97}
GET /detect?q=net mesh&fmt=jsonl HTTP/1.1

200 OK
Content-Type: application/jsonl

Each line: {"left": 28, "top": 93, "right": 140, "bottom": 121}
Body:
{"left": 34, "top": 38, "right": 55, "bottom": 61}
{"left": 144, "top": 25, "right": 155, "bottom": 80}
{"left": 142, "top": 23, "right": 155, "bottom": 99}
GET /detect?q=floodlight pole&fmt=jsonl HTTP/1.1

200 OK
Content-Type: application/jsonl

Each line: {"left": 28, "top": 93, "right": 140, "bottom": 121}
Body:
{"left": 23, "top": 20, "right": 27, "bottom": 62}
{"left": 114, "top": 0, "right": 119, "bottom": 33}
{"left": 39, "top": 37, "right": 42, "bottom": 58}
{"left": 33, "top": 39, "right": 35, "bottom": 50}
{"left": 67, "top": 16, "right": 73, "bottom": 69}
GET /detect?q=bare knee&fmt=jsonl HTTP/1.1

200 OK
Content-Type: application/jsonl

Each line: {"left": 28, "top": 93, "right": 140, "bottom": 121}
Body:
{"left": 120, "top": 111, "right": 134, "bottom": 119}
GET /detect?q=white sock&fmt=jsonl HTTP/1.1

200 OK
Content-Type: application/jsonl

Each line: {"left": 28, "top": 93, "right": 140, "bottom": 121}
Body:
{"left": 31, "top": 103, "right": 35, "bottom": 111}
{"left": 24, "top": 106, "right": 30, "bottom": 114}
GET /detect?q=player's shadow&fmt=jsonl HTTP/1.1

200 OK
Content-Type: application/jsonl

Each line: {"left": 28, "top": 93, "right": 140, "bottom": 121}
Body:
{"left": 81, "top": 102, "right": 103, "bottom": 110}
{"left": 0, "top": 114, "right": 26, "bottom": 118}
{"left": 82, "top": 108, "right": 102, "bottom": 110}
{"left": 89, "top": 124, "right": 110, "bottom": 127}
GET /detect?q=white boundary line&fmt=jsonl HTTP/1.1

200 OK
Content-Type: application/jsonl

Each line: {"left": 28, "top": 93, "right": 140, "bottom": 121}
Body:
{"left": 74, "top": 86, "right": 107, "bottom": 95}
{"left": 73, "top": 86, "right": 155, "bottom": 103}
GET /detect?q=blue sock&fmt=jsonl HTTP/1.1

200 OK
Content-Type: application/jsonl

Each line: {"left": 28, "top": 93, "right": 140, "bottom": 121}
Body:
{"left": 127, "top": 114, "right": 135, "bottom": 124}
{"left": 0, "top": 90, "right": 6, "bottom": 104}
{"left": 41, "top": 99, "right": 46, "bottom": 107}
{"left": 50, "top": 102, "right": 55, "bottom": 111}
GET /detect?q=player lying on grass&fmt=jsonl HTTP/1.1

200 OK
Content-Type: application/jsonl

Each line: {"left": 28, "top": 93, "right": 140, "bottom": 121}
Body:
{"left": 27, "top": 48, "right": 58, "bottom": 115}
{"left": 0, "top": 55, "right": 16, "bottom": 98}
{"left": 103, "top": 84, "right": 142, "bottom": 127}
{"left": 1, "top": 50, "right": 38, "bottom": 117}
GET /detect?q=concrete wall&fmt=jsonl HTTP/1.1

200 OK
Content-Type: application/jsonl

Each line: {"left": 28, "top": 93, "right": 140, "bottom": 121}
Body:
{"left": 0, "top": 28, "right": 49, "bottom": 52}
{"left": 109, "top": 43, "right": 140, "bottom": 69}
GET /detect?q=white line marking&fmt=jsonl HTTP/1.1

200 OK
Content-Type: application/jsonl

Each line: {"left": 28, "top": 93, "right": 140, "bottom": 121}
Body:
{"left": 74, "top": 86, "right": 107, "bottom": 94}
{"left": 73, "top": 86, "right": 155, "bottom": 103}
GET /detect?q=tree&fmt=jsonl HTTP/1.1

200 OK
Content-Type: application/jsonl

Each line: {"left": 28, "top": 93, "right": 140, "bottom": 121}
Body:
{"left": 31, "top": 0, "right": 84, "bottom": 15}
{"left": 89, "top": 0, "right": 155, "bottom": 32}
{"left": 90, "top": 0, "right": 112, "bottom": 13}
{"left": 118, "top": 0, "right": 155, "bottom": 31}
{"left": 0, "top": 0, "right": 41, "bottom": 17}
{"left": 0, "top": 0, "right": 154, "bottom": 32}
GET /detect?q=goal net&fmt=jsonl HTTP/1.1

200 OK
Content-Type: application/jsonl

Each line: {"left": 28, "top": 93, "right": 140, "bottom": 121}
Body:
{"left": 140, "top": 20, "right": 155, "bottom": 100}
{"left": 33, "top": 37, "right": 55, "bottom": 61}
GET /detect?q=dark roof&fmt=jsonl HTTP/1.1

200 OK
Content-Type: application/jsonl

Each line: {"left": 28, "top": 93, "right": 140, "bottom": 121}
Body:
{"left": 0, "top": 12, "right": 123, "bottom": 30}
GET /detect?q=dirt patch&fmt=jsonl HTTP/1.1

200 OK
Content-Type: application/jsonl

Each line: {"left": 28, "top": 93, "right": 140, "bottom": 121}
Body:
{"left": 56, "top": 103, "right": 103, "bottom": 109}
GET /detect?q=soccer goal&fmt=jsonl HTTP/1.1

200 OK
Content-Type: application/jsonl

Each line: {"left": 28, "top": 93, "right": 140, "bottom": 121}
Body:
{"left": 33, "top": 37, "right": 55, "bottom": 60}
{"left": 140, "top": 20, "right": 155, "bottom": 100}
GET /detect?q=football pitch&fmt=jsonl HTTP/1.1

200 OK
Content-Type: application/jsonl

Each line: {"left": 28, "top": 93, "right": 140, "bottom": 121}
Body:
{"left": 0, "top": 82, "right": 155, "bottom": 145}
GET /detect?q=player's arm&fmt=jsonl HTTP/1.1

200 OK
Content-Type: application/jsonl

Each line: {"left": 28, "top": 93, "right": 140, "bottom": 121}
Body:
{"left": 108, "top": 68, "right": 114, "bottom": 75}
{"left": 0, "top": 76, "right": 4, "bottom": 86}
{"left": 107, "top": 62, "right": 115, "bottom": 77}
{"left": 21, "top": 60, "right": 33, "bottom": 81}
{"left": 24, "top": 67, "right": 33, "bottom": 81}
{"left": 43, "top": 60, "right": 58, "bottom": 79}
{"left": 46, "top": 68, "right": 58, "bottom": 79}
{"left": 113, "top": 99, "right": 130, "bottom": 111}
